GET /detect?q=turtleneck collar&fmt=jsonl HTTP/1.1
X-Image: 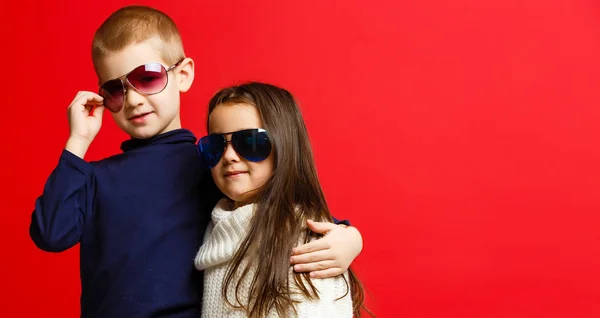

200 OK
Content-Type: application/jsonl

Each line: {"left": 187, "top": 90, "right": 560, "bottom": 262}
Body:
{"left": 194, "top": 199, "right": 255, "bottom": 271}
{"left": 120, "top": 129, "right": 197, "bottom": 152}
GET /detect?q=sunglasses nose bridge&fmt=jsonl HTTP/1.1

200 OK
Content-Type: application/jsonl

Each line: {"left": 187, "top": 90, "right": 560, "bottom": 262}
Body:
{"left": 221, "top": 139, "right": 241, "bottom": 162}
{"left": 123, "top": 76, "right": 139, "bottom": 94}
{"left": 123, "top": 78, "right": 152, "bottom": 108}
{"left": 114, "top": 78, "right": 133, "bottom": 109}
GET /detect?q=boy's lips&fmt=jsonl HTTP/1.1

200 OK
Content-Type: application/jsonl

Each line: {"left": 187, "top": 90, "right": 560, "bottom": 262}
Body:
{"left": 128, "top": 112, "right": 153, "bottom": 123}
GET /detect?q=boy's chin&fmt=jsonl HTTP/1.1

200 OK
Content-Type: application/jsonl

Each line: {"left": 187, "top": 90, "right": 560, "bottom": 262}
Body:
{"left": 124, "top": 126, "right": 167, "bottom": 139}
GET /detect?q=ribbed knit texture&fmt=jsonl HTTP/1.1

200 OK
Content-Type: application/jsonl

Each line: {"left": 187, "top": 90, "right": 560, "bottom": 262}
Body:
{"left": 194, "top": 199, "right": 353, "bottom": 317}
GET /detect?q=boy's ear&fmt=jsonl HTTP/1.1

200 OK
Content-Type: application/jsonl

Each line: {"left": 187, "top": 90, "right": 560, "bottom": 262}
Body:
{"left": 176, "top": 57, "right": 195, "bottom": 93}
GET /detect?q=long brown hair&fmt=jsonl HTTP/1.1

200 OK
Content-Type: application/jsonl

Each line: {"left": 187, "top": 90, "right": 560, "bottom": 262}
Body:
{"left": 207, "top": 82, "right": 369, "bottom": 317}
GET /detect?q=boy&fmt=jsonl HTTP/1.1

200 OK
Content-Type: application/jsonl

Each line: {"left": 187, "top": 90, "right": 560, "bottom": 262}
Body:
{"left": 30, "top": 5, "right": 363, "bottom": 317}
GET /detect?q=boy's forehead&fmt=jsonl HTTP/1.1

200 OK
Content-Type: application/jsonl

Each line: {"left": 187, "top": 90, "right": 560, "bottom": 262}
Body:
{"left": 95, "top": 40, "right": 167, "bottom": 82}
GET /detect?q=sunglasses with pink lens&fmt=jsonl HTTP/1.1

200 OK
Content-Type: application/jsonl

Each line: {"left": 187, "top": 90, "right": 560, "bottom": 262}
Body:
{"left": 99, "top": 60, "right": 183, "bottom": 113}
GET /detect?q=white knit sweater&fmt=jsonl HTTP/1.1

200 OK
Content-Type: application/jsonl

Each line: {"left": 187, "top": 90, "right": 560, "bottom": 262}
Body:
{"left": 194, "top": 199, "right": 353, "bottom": 317}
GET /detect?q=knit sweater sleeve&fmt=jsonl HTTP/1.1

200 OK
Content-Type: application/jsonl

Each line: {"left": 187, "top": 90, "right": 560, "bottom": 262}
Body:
{"left": 293, "top": 271, "right": 353, "bottom": 317}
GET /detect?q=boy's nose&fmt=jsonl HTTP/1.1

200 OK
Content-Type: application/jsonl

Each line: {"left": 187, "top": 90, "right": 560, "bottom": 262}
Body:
{"left": 123, "top": 85, "right": 145, "bottom": 108}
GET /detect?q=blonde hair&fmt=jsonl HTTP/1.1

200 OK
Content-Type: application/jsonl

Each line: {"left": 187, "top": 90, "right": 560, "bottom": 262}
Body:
{"left": 92, "top": 5, "right": 185, "bottom": 70}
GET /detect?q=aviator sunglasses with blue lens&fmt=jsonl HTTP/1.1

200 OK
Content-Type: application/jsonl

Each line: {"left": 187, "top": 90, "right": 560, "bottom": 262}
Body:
{"left": 198, "top": 128, "right": 272, "bottom": 167}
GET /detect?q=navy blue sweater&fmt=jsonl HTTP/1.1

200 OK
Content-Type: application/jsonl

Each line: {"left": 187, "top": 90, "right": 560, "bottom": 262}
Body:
{"left": 30, "top": 129, "right": 220, "bottom": 318}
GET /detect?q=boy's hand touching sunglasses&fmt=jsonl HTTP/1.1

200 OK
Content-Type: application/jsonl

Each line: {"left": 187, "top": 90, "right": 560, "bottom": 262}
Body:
{"left": 65, "top": 91, "right": 105, "bottom": 159}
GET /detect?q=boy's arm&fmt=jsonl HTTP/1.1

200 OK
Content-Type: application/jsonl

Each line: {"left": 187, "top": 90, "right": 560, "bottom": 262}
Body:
{"left": 30, "top": 91, "right": 104, "bottom": 252}
{"left": 290, "top": 219, "right": 363, "bottom": 278}
{"left": 30, "top": 150, "right": 95, "bottom": 252}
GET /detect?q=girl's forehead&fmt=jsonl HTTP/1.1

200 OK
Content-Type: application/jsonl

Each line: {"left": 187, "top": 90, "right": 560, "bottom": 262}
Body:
{"left": 209, "top": 103, "right": 263, "bottom": 134}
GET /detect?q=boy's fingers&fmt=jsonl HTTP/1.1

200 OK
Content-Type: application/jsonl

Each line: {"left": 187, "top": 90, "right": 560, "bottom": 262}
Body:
{"left": 73, "top": 92, "right": 103, "bottom": 107}
{"left": 85, "top": 93, "right": 104, "bottom": 106}
{"left": 75, "top": 90, "right": 103, "bottom": 99}
{"left": 290, "top": 249, "right": 333, "bottom": 264}
{"left": 308, "top": 268, "right": 345, "bottom": 279}
{"left": 71, "top": 97, "right": 94, "bottom": 111}
{"left": 71, "top": 94, "right": 104, "bottom": 117}
{"left": 293, "top": 260, "right": 338, "bottom": 273}
{"left": 306, "top": 219, "right": 336, "bottom": 235}
{"left": 291, "top": 239, "right": 330, "bottom": 255}
{"left": 92, "top": 105, "right": 105, "bottom": 119}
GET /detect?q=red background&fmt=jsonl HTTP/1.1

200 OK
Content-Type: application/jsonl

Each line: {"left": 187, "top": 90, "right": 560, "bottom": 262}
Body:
{"left": 2, "top": 0, "right": 600, "bottom": 317}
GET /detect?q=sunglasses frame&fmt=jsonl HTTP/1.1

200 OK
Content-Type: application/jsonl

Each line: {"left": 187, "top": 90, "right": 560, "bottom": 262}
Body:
{"left": 99, "top": 59, "right": 184, "bottom": 113}
{"left": 199, "top": 128, "right": 272, "bottom": 167}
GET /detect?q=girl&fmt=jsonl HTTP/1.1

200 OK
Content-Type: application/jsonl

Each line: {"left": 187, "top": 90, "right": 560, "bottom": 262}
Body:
{"left": 195, "top": 82, "right": 368, "bottom": 317}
